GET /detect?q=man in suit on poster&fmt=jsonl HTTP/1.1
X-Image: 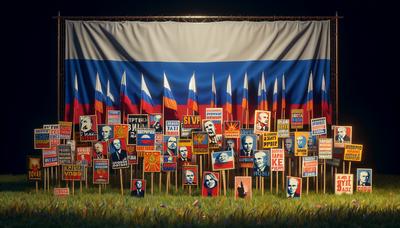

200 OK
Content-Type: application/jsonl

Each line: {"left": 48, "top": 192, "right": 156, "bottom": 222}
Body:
{"left": 240, "top": 135, "right": 254, "bottom": 157}
{"left": 131, "top": 180, "right": 145, "bottom": 197}
{"left": 287, "top": 177, "right": 300, "bottom": 198}
{"left": 335, "top": 127, "right": 350, "bottom": 143}
{"left": 111, "top": 139, "right": 127, "bottom": 162}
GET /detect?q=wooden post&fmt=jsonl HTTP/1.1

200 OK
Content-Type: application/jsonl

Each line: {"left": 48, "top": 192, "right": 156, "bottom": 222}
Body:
{"left": 99, "top": 184, "right": 101, "bottom": 194}
{"left": 255, "top": 175, "right": 258, "bottom": 190}
{"left": 159, "top": 172, "right": 162, "bottom": 193}
{"left": 276, "top": 171, "right": 278, "bottom": 194}
{"left": 35, "top": 181, "right": 38, "bottom": 193}
{"left": 47, "top": 168, "right": 50, "bottom": 192}
{"left": 261, "top": 176, "right": 264, "bottom": 196}
{"left": 85, "top": 167, "right": 88, "bottom": 189}
{"left": 80, "top": 178, "right": 82, "bottom": 193}
{"left": 342, "top": 161, "right": 345, "bottom": 173}
{"left": 199, "top": 155, "right": 203, "bottom": 180}
{"left": 270, "top": 172, "right": 272, "bottom": 193}
{"left": 175, "top": 169, "right": 178, "bottom": 192}
{"left": 306, "top": 177, "right": 309, "bottom": 195}
{"left": 72, "top": 180, "right": 75, "bottom": 195}
{"left": 119, "top": 169, "right": 124, "bottom": 196}
{"left": 130, "top": 165, "right": 133, "bottom": 183}
{"left": 43, "top": 168, "right": 46, "bottom": 192}
{"left": 166, "top": 172, "right": 170, "bottom": 195}
{"left": 323, "top": 160, "right": 326, "bottom": 194}
{"left": 151, "top": 172, "right": 154, "bottom": 195}
{"left": 51, "top": 167, "right": 54, "bottom": 186}
{"left": 189, "top": 186, "right": 192, "bottom": 196}
{"left": 348, "top": 161, "right": 352, "bottom": 174}
{"left": 222, "top": 170, "right": 227, "bottom": 196}
{"left": 316, "top": 170, "right": 319, "bottom": 194}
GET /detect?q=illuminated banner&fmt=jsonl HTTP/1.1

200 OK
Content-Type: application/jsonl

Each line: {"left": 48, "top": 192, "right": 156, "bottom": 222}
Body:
{"left": 182, "top": 115, "right": 201, "bottom": 129}
{"left": 335, "top": 174, "right": 353, "bottom": 195}
{"left": 27, "top": 156, "right": 41, "bottom": 181}
{"left": 64, "top": 21, "right": 331, "bottom": 124}
{"left": 165, "top": 120, "right": 180, "bottom": 136}
{"left": 224, "top": 121, "right": 240, "bottom": 138}
{"left": 34, "top": 129, "right": 50, "bottom": 149}
{"left": 93, "top": 159, "right": 109, "bottom": 184}
{"left": 277, "top": 119, "right": 290, "bottom": 138}
{"left": 127, "top": 114, "right": 148, "bottom": 145}
{"left": 311, "top": 117, "right": 327, "bottom": 136}
{"left": 344, "top": 144, "right": 363, "bottom": 162}
{"left": 291, "top": 109, "right": 303, "bottom": 129}
{"left": 42, "top": 147, "right": 58, "bottom": 167}
{"left": 271, "top": 148, "right": 285, "bottom": 172}
{"left": 107, "top": 110, "right": 121, "bottom": 125}
{"left": 302, "top": 156, "right": 318, "bottom": 177}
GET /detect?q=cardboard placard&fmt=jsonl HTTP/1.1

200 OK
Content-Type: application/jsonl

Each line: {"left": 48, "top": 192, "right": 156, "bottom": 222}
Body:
{"left": 356, "top": 168, "right": 372, "bottom": 193}
{"left": 318, "top": 138, "right": 333, "bottom": 159}
{"left": 93, "top": 159, "right": 109, "bottom": 184}
{"left": 27, "top": 156, "right": 41, "bottom": 181}
{"left": 286, "top": 176, "right": 302, "bottom": 198}
{"left": 224, "top": 121, "right": 241, "bottom": 138}
{"left": 109, "top": 138, "right": 129, "bottom": 169}
{"left": 254, "top": 110, "right": 271, "bottom": 134}
{"left": 62, "top": 164, "right": 83, "bottom": 181}
{"left": 107, "top": 110, "right": 121, "bottom": 125}
{"left": 211, "top": 151, "right": 235, "bottom": 171}
{"left": 42, "top": 147, "right": 58, "bottom": 167}
{"left": 130, "top": 179, "right": 146, "bottom": 197}
{"left": 183, "top": 115, "right": 202, "bottom": 129}
{"left": 182, "top": 165, "right": 198, "bottom": 186}
{"left": 143, "top": 151, "right": 161, "bottom": 172}
{"left": 149, "top": 113, "right": 163, "bottom": 133}
{"left": 291, "top": 109, "right": 303, "bottom": 129}
{"left": 335, "top": 174, "right": 353, "bottom": 195}
{"left": 76, "top": 147, "right": 92, "bottom": 167}
{"left": 294, "top": 132, "right": 309, "bottom": 156}
{"left": 57, "top": 144, "right": 73, "bottom": 165}
{"left": 277, "top": 119, "right": 290, "bottom": 138}
{"left": 136, "top": 128, "right": 155, "bottom": 151}
{"left": 234, "top": 176, "right": 252, "bottom": 200}
{"left": 54, "top": 188, "right": 70, "bottom": 197}
{"left": 302, "top": 156, "right": 318, "bottom": 177}
{"left": 34, "top": 129, "right": 51, "bottom": 149}
{"left": 127, "top": 114, "right": 148, "bottom": 145}
{"left": 192, "top": 132, "right": 209, "bottom": 155}
{"left": 79, "top": 115, "right": 98, "bottom": 141}
{"left": 165, "top": 120, "right": 180, "bottom": 136}
{"left": 344, "top": 144, "right": 363, "bottom": 162}
{"left": 311, "top": 117, "right": 327, "bottom": 136}
{"left": 333, "top": 126, "right": 352, "bottom": 148}
{"left": 59, "top": 121, "right": 72, "bottom": 140}
{"left": 178, "top": 139, "right": 192, "bottom": 162}
{"left": 271, "top": 148, "right": 285, "bottom": 172}
{"left": 253, "top": 150, "right": 270, "bottom": 176}
{"left": 202, "top": 171, "right": 220, "bottom": 197}
{"left": 261, "top": 132, "right": 279, "bottom": 149}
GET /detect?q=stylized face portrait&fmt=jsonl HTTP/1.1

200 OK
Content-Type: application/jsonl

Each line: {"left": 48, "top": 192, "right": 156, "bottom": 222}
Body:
{"left": 359, "top": 171, "right": 369, "bottom": 184}
{"left": 296, "top": 136, "right": 306, "bottom": 148}
{"left": 179, "top": 146, "right": 188, "bottom": 158}
{"left": 254, "top": 151, "right": 267, "bottom": 169}
{"left": 226, "top": 139, "right": 235, "bottom": 150}
{"left": 217, "top": 152, "right": 229, "bottom": 163}
{"left": 284, "top": 137, "right": 293, "bottom": 152}
{"left": 242, "top": 136, "right": 254, "bottom": 152}
{"left": 113, "top": 139, "right": 121, "bottom": 150}
{"left": 167, "top": 137, "right": 177, "bottom": 150}
{"left": 80, "top": 116, "right": 93, "bottom": 132}
{"left": 337, "top": 127, "right": 347, "bottom": 138}
{"left": 185, "top": 170, "right": 194, "bottom": 183}
{"left": 204, "top": 173, "right": 217, "bottom": 189}
{"left": 94, "top": 142, "right": 103, "bottom": 153}
{"left": 287, "top": 178, "right": 298, "bottom": 195}
{"left": 258, "top": 112, "right": 269, "bottom": 124}
{"left": 204, "top": 121, "right": 216, "bottom": 137}
{"left": 136, "top": 180, "right": 142, "bottom": 189}
{"left": 101, "top": 126, "right": 112, "bottom": 140}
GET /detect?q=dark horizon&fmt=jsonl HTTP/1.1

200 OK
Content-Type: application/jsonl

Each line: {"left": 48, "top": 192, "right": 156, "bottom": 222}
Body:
{"left": 2, "top": 0, "right": 398, "bottom": 175}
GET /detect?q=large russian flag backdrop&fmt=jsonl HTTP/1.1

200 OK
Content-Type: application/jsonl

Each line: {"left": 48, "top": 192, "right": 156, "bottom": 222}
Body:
{"left": 64, "top": 20, "right": 331, "bottom": 124}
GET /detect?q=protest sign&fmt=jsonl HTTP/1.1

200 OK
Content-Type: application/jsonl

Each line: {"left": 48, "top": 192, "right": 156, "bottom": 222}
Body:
{"left": 261, "top": 132, "right": 278, "bottom": 149}
{"left": 224, "top": 121, "right": 240, "bottom": 138}
{"left": 27, "top": 156, "right": 41, "bottom": 181}
{"left": 335, "top": 174, "right": 353, "bottom": 195}
{"left": 311, "top": 117, "right": 327, "bottom": 136}
{"left": 93, "top": 159, "right": 109, "bottom": 184}
{"left": 291, "top": 109, "right": 303, "bottom": 129}
{"left": 271, "top": 148, "right": 285, "bottom": 172}
{"left": 277, "top": 119, "right": 290, "bottom": 138}
{"left": 344, "top": 144, "right": 363, "bottom": 162}
{"left": 127, "top": 114, "right": 148, "bottom": 145}
{"left": 318, "top": 138, "right": 333, "bottom": 159}
{"left": 165, "top": 120, "right": 180, "bottom": 136}
{"left": 34, "top": 129, "right": 50, "bottom": 149}
{"left": 302, "top": 156, "right": 318, "bottom": 177}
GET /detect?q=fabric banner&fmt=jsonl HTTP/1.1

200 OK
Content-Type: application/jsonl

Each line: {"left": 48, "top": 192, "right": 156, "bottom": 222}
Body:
{"left": 64, "top": 20, "right": 331, "bottom": 123}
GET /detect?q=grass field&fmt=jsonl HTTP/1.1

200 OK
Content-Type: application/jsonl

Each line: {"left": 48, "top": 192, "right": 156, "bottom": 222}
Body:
{"left": 1, "top": 174, "right": 400, "bottom": 227}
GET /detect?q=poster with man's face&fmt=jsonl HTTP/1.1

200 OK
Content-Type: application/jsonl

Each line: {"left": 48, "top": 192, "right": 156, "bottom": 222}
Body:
{"left": 131, "top": 179, "right": 146, "bottom": 197}
{"left": 239, "top": 134, "right": 257, "bottom": 157}
{"left": 93, "top": 141, "right": 108, "bottom": 159}
{"left": 253, "top": 150, "right": 270, "bottom": 177}
{"left": 283, "top": 134, "right": 295, "bottom": 157}
{"left": 182, "top": 165, "right": 198, "bottom": 186}
{"left": 333, "top": 126, "right": 352, "bottom": 148}
{"left": 286, "top": 176, "right": 302, "bottom": 198}
{"left": 79, "top": 115, "right": 98, "bottom": 141}
{"left": 109, "top": 138, "right": 129, "bottom": 169}
{"left": 234, "top": 176, "right": 252, "bottom": 200}
{"left": 294, "top": 132, "right": 309, "bottom": 156}
{"left": 224, "top": 138, "right": 239, "bottom": 154}
{"left": 163, "top": 135, "right": 178, "bottom": 156}
{"left": 202, "top": 171, "right": 219, "bottom": 197}
{"left": 202, "top": 119, "right": 222, "bottom": 150}
{"left": 211, "top": 151, "right": 235, "bottom": 171}
{"left": 356, "top": 168, "right": 372, "bottom": 193}
{"left": 178, "top": 139, "right": 192, "bottom": 162}
{"left": 127, "top": 114, "right": 148, "bottom": 145}
{"left": 27, "top": 156, "right": 41, "bottom": 181}
{"left": 98, "top": 125, "right": 114, "bottom": 142}
{"left": 254, "top": 110, "right": 271, "bottom": 134}
{"left": 149, "top": 113, "right": 163, "bottom": 133}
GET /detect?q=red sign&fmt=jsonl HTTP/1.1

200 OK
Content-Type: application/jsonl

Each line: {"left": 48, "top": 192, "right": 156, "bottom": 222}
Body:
{"left": 271, "top": 148, "right": 285, "bottom": 171}
{"left": 54, "top": 188, "right": 70, "bottom": 197}
{"left": 93, "top": 159, "right": 109, "bottom": 184}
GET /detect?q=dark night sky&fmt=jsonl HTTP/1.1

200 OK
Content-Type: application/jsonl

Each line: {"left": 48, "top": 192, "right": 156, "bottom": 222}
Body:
{"left": 1, "top": 0, "right": 398, "bottom": 174}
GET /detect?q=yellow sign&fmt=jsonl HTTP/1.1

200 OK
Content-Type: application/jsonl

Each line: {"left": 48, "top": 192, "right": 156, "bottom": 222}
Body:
{"left": 344, "top": 144, "right": 363, "bottom": 162}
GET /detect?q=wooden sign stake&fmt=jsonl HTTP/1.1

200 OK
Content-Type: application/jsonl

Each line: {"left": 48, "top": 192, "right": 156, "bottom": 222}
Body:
{"left": 222, "top": 170, "right": 227, "bottom": 197}
{"left": 151, "top": 172, "right": 154, "bottom": 195}
{"left": 119, "top": 169, "right": 124, "bottom": 196}
{"left": 35, "top": 181, "right": 39, "bottom": 193}
{"left": 323, "top": 160, "right": 326, "bottom": 194}
{"left": 306, "top": 177, "right": 309, "bottom": 195}
{"left": 348, "top": 161, "right": 352, "bottom": 174}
